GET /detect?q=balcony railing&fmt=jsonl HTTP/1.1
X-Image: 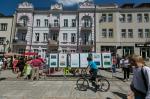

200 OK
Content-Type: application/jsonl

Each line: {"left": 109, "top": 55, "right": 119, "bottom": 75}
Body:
{"left": 16, "top": 23, "right": 28, "bottom": 30}
{"left": 49, "top": 24, "right": 60, "bottom": 31}
{"left": 81, "top": 24, "right": 92, "bottom": 32}
{"left": 48, "top": 39, "right": 59, "bottom": 47}
{"left": 79, "top": 40, "right": 93, "bottom": 47}
{"left": 13, "top": 39, "right": 27, "bottom": 45}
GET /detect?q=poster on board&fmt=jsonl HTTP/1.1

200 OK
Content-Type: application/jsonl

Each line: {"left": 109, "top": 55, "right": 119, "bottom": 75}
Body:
{"left": 102, "top": 53, "right": 112, "bottom": 68}
{"left": 59, "top": 54, "right": 67, "bottom": 67}
{"left": 92, "top": 53, "right": 101, "bottom": 68}
{"left": 71, "top": 53, "right": 79, "bottom": 68}
{"left": 49, "top": 54, "right": 58, "bottom": 67}
{"left": 80, "top": 53, "right": 89, "bottom": 68}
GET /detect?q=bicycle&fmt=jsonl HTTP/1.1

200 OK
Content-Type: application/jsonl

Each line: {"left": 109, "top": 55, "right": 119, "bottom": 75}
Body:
{"left": 76, "top": 67, "right": 110, "bottom": 91}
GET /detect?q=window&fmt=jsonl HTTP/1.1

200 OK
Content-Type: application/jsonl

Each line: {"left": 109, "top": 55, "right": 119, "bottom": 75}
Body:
{"left": 21, "top": 33, "right": 26, "bottom": 41}
{"left": 18, "top": 48, "right": 25, "bottom": 54}
{"left": 144, "top": 14, "right": 149, "bottom": 22}
{"left": 108, "top": 29, "right": 113, "bottom": 38}
{"left": 108, "top": 14, "right": 113, "bottom": 22}
{"left": 138, "top": 29, "right": 143, "bottom": 38}
{"left": 23, "top": 18, "right": 27, "bottom": 26}
{"left": 0, "top": 37, "right": 5, "bottom": 45}
{"left": 44, "top": 19, "right": 48, "bottom": 27}
{"left": 52, "top": 33, "right": 58, "bottom": 41}
{"left": 128, "top": 29, "right": 133, "bottom": 38}
{"left": 71, "top": 33, "right": 76, "bottom": 43}
{"left": 121, "top": 29, "right": 126, "bottom": 38}
{"left": 72, "top": 19, "right": 76, "bottom": 27}
{"left": 35, "top": 33, "right": 40, "bottom": 42}
{"left": 54, "top": 19, "right": 59, "bottom": 27}
{"left": 83, "top": 19, "right": 91, "bottom": 27}
{"left": 36, "top": 19, "right": 40, "bottom": 27}
{"left": 62, "top": 50, "right": 67, "bottom": 53}
{"left": 0, "top": 23, "right": 7, "bottom": 31}
{"left": 63, "top": 33, "right": 67, "bottom": 42}
{"left": 145, "top": 29, "right": 150, "bottom": 38}
{"left": 120, "top": 14, "right": 125, "bottom": 22}
{"left": 43, "top": 33, "right": 48, "bottom": 42}
{"left": 137, "top": 14, "right": 142, "bottom": 23}
{"left": 102, "top": 29, "right": 107, "bottom": 38}
{"left": 64, "top": 19, "right": 68, "bottom": 27}
{"left": 34, "top": 49, "right": 39, "bottom": 53}
{"left": 127, "top": 14, "right": 132, "bottom": 22}
{"left": 102, "top": 14, "right": 106, "bottom": 22}
{"left": 71, "top": 50, "right": 75, "bottom": 53}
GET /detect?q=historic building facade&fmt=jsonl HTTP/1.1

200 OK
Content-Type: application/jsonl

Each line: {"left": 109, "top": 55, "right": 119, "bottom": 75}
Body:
{"left": 12, "top": 1, "right": 150, "bottom": 59}
{"left": 96, "top": 3, "right": 150, "bottom": 59}
{"left": 0, "top": 15, "right": 14, "bottom": 58}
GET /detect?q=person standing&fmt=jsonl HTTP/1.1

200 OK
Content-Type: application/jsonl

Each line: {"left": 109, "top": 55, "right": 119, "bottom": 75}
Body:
{"left": 129, "top": 55, "right": 150, "bottom": 99}
{"left": 122, "top": 56, "right": 130, "bottom": 81}
{"left": 30, "top": 56, "right": 42, "bottom": 80}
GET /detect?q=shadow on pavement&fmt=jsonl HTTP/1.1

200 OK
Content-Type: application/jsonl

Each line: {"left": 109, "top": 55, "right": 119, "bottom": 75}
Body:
{"left": 0, "top": 77, "right": 6, "bottom": 81}
{"left": 112, "top": 91, "right": 127, "bottom": 99}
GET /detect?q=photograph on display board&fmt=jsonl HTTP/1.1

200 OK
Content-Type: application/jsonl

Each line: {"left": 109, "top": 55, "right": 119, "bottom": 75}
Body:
{"left": 71, "top": 54, "right": 79, "bottom": 67}
{"left": 80, "top": 53, "right": 89, "bottom": 68}
{"left": 92, "top": 53, "right": 101, "bottom": 68}
{"left": 59, "top": 54, "right": 67, "bottom": 67}
{"left": 49, "top": 54, "right": 58, "bottom": 67}
{"left": 102, "top": 53, "right": 112, "bottom": 68}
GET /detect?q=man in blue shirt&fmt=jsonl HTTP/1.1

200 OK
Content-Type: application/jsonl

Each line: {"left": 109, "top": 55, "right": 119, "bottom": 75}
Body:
{"left": 87, "top": 57, "right": 98, "bottom": 82}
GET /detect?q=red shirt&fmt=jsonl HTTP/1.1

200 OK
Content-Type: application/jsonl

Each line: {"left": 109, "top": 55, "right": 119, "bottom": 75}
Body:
{"left": 31, "top": 59, "right": 42, "bottom": 67}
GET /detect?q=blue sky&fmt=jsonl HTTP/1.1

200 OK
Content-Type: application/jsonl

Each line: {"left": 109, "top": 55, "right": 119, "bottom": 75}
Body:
{"left": 0, "top": 0, "right": 149, "bottom": 15}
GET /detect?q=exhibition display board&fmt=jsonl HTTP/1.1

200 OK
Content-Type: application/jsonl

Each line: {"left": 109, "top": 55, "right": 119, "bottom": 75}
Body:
{"left": 49, "top": 54, "right": 58, "bottom": 67}
{"left": 102, "top": 53, "right": 112, "bottom": 68}
{"left": 80, "top": 53, "right": 89, "bottom": 68}
{"left": 92, "top": 53, "right": 102, "bottom": 68}
{"left": 59, "top": 54, "right": 67, "bottom": 67}
{"left": 70, "top": 53, "right": 80, "bottom": 67}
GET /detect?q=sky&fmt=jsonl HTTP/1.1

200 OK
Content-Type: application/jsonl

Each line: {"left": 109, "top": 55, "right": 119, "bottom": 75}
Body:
{"left": 0, "top": 0, "right": 150, "bottom": 15}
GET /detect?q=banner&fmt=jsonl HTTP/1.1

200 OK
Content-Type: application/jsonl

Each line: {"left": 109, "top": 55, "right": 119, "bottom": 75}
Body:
{"left": 92, "top": 53, "right": 101, "bottom": 68}
{"left": 59, "top": 54, "right": 67, "bottom": 67}
{"left": 80, "top": 53, "right": 89, "bottom": 68}
{"left": 70, "top": 53, "right": 79, "bottom": 67}
{"left": 102, "top": 53, "right": 112, "bottom": 68}
{"left": 49, "top": 54, "right": 58, "bottom": 67}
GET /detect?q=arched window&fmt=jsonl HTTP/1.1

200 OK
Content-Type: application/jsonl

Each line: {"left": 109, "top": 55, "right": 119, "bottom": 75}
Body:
{"left": 19, "top": 16, "right": 29, "bottom": 26}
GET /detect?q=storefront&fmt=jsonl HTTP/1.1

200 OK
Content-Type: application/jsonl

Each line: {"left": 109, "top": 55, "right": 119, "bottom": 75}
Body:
{"left": 135, "top": 43, "right": 150, "bottom": 59}
{"left": 122, "top": 46, "right": 134, "bottom": 56}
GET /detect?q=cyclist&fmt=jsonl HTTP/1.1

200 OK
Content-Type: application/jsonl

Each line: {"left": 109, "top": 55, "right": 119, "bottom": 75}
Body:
{"left": 87, "top": 57, "right": 98, "bottom": 90}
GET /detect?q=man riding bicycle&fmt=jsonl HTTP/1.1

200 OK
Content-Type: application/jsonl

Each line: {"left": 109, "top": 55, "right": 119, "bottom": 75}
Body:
{"left": 87, "top": 57, "right": 98, "bottom": 86}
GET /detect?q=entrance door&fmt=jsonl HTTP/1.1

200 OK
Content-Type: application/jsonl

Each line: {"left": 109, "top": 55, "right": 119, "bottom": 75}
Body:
{"left": 141, "top": 51, "right": 146, "bottom": 59}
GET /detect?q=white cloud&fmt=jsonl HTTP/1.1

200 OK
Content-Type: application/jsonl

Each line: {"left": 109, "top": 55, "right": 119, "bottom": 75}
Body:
{"left": 56, "top": 0, "right": 92, "bottom": 6}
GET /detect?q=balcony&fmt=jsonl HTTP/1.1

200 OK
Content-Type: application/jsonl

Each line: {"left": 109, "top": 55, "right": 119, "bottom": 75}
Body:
{"left": 16, "top": 23, "right": 28, "bottom": 30}
{"left": 80, "top": 24, "right": 92, "bottom": 32}
{"left": 79, "top": 40, "right": 94, "bottom": 48}
{"left": 49, "top": 24, "right": 60, "bottom": 31}
{"left": 48, "top": 39, "right": 59, "bottom": 48}
{"left": 13, "top": 39, "right": 27, "bottom": 45}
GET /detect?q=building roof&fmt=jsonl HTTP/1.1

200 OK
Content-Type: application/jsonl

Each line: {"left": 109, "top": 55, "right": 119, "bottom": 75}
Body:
{"left": 135, "top": 3, "right": 150, "bottom": 8}
{"left": 120, "top": 3, "right": 135, "bottom": 8}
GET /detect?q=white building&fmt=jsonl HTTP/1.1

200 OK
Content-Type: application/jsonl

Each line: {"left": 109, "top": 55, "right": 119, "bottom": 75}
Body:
{"left": 0, "top": 15, "right": 14, "bottom": 58}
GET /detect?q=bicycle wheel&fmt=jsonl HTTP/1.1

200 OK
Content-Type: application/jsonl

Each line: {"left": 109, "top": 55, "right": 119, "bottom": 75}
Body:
{"left": 97, "top": 78, "right": 110, "bottom": 92}
{"left": 76, "top": 78, "right": 89, "bottom": 91}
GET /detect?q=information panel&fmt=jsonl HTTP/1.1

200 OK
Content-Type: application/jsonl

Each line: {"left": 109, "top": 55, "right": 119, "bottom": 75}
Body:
{"left": 70, "top": 54, "right": 79, "bottom": 67}
{"left": 102, "top": 53, "right": 112, "bottom": 68}
{"left": 92, "top": 53, "right": 102, "bottom": 68}
{"left": 59, "top": 54, "right": 67, "bottom": 67}
{"left": 80, "top": 53, "right": 89, "bottom": 68}
{"left": 49, "top": 54, "right": 58, "bottom": 67}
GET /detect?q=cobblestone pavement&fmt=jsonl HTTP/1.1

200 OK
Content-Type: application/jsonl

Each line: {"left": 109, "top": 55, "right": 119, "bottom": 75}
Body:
{"left": 0, "top": 68, "right": 132, "bottom": 99}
